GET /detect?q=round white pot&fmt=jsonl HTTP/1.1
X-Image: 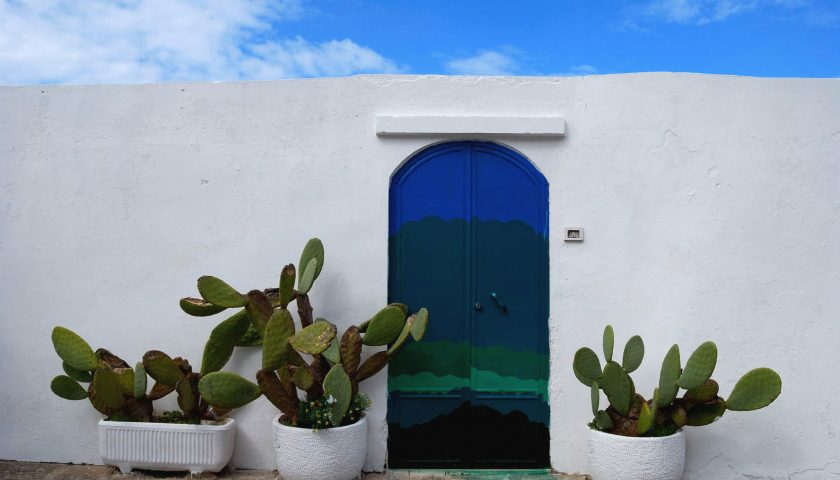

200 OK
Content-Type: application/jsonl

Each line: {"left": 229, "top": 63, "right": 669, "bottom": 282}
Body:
{"left": 588, "top": 428, "right": 685, "bottom": 480}
{"left": 98, "top": 418, "right": 235, "bottom": 474}
{"left": 272, "top": 414, "right": 367, "bottom": 480}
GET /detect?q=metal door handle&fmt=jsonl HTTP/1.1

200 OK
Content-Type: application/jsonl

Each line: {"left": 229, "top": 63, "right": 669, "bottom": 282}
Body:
{"left": 489, "top": 292, "right": 508, "bottom": 313}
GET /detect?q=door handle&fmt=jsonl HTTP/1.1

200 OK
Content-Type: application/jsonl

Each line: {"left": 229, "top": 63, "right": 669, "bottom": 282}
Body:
{"left": 489, "top": 292, "right": 508, "bottom": 313}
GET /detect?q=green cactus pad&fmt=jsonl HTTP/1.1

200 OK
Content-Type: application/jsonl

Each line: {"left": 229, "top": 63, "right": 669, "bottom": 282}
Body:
{"left": 324, "top": 364, "right": 352, "bottom": 424}
{"left": 198, "top": 371, "right": 262, "bottom": 409}
{"left": 603, "top": 325, "right": 615, "bottom": 362}
{"left": 636, "top": 401, "right": 654, "bottom": 435}
{"left": 62, "top": 361, "right": 93, "bottom": 383}
{"left": 355, "top": 351, "right": 389, "bottom": 382}
{"left": 298, "top": 238, "right": 325, "bottom": 285}
{"left": 236, "top": 324, "right": 264, "bottom": 346}
{"left": 340, "top": 326, "right": 362, "bottom": 377}
{"left": 113, "top": 367, "right": 135, "bottom": 396}
{"left": 357, "top": 320, "right": 370, "bottom": 333}
{"left": 148, "top": 382, "right": 176, "bottom": 400}
{"left": 51, "top": 375, "right": 88, "bottom": 400}
{"left": 290, "top": 321, "right": 336, "bottom": 355}
{"left": 315, "top": 319, "right": 341, "bottom": 364}
{"left": 686, "top": 398, "right": 727, "bottom": 426}
{"left": 685, "top": 379, "right": 720, "bottom": 403}
{"left": 51, "top": 326, "right": 98, "bottom": 372}
{"left": 245, "top": 290, "right": 274, "bottom": 336}
{"left": 573, "top": 347, "right": 603, "bottom": 387}
{"left": 176, "top": 376, "right": 198, "bottom": 415}
{"left": 200, "top": 310, "right": 252, "bottom": 375}
{"left": 133, "top": 363, "right": 147, "bottom": 399}
{"left": 726, "top": 368, "right": 782, "bottom": 411}
{"left": 671, "top": 406, "right": 688, "bottom": 428}
{"left": 197, "top": 276, "right": 247, "bottom": 308}
{"left": 388, "top": 315, "right": 415, "bottom": 357}
{"left": 594, "top": 410, "right": 613, "bottom": 430}
{"left": 90, "top": 366, "right": 125, "bottom": 415}
{"left": 590, "top": 380, "right": 600, "bottom": 416}
{"left": 262, "top": 309, "right": 295, "bottom": 370}
{"left": 410, "top": 308, "right": 429, "bottom": 341}
{"left": 622, "top": 335, "right": 645, "bottom": 373}
{"left": 298, "top": 258, "right": 319, "bottom": 294}
{"left": 362, "top": 306, "right": 407, "bottom": 346}
{"left": 278, "top": 366, "right": 296, "bottom": 397}
{"left": 279, "top": 264, "right": 296, "bottom": 309}
{"left": 658, "top": 344, "right": 682, "bottom": 406}
{"left": 600, "top": 361, "right": 634, "bottom": 416}
{"left": 257, "top": 369, "right": 299, "bottom": 416}
{"left": 179, "top": 297, "right": 226, "bottom": 317}
{"left": 291, "top": 366, "right": 315, "bottom": 391}
{"left": 679, "top": 341, "right": 718, "bottom": 390}
{"left": 142, "top": 351, "right": 183, "bottom": 386}
{"left": 389, "top": 303, "right": 409, "bottom": 315}
{"left": 651, "top": 388, "right": 660, "bottom": 419}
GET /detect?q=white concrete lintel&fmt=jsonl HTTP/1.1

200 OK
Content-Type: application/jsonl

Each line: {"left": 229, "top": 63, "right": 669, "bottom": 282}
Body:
{"left": 375, "top": 115, "right": 565, "bottom": 137}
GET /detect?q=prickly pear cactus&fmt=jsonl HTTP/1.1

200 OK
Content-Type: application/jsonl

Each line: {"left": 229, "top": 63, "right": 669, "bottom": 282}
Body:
{"left": 575, "top": 325, "right": 781, "bottom": 437}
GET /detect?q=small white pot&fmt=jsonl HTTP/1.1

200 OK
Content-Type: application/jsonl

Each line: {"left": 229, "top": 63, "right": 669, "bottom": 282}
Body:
{"left": 98, "top": 418, "right": 235, "bottom": 474}
{"left": 272, "top": 414, "right": 367, "bottom": 480}
{"left": 588, "top": 427, "right": 685, "bottom": 480}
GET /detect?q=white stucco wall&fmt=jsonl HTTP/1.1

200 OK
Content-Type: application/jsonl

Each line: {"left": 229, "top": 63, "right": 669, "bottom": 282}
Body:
{"left": 1, "top": 74, "right": 838, "bottom": 478}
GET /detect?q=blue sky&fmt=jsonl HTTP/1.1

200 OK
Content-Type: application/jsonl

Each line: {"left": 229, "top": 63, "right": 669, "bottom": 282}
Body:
{"left": 1, "top": 0, "right": 838, "bottom": 85}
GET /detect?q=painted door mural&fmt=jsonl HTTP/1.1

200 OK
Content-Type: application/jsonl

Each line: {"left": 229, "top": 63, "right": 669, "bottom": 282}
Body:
{"left": 388, "top": 141, "right": 549, "bottom": 469}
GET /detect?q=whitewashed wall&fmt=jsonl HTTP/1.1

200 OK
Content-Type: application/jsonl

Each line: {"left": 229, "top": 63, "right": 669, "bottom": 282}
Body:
{"left": 1, "top": 74, "right": 838, "bottom": 478}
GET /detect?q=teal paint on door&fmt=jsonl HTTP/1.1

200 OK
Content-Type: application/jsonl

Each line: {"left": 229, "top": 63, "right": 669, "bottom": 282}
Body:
{"left": 388, "top": 141, "right": 549, "bottom": 469}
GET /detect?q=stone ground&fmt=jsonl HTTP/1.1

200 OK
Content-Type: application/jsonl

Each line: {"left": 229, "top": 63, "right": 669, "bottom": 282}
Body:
{"left": 0, "top": 461, "right": 590, "bottom": 480}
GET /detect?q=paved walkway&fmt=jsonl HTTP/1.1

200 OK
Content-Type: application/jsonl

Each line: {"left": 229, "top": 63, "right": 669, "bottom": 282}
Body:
{"left": 0, "top": 461, "right": 590, "bottom": 480}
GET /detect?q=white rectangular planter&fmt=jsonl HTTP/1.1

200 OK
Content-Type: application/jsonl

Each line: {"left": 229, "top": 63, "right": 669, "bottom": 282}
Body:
{"left": 98, "top": 418, "right": 235, "bottom": 474}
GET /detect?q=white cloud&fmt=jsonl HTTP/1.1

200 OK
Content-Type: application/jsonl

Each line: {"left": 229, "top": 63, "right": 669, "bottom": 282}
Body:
{"left": 630, "top": 0, "right": 835, "bottom": 25}
{"left": 445, "top": 50, "right": 519, "bottom": 76}
{"left": 0, "top": 0, "right": 400, "bottom": 85}
{"left": 640, "top": 0, "right": 757, "bottom": 24}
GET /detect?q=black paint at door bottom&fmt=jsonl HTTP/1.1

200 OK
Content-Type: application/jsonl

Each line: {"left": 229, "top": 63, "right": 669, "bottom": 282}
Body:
{"left": 388, "top": 402, "right": 550, "bottom": 469}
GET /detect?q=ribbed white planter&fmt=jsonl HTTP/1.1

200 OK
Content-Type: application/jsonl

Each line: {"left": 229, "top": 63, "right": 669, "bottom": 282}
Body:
{"left": 272, "top": 414, "right": 367, "bottom": 480}
{"left": 98, "top": 418, "right": 235, "bottom": 474}
{"left": 588, "top": 428, "right": 685, "bottom": 480}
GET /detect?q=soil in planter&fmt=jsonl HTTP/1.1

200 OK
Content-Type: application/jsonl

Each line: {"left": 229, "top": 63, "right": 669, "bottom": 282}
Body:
{"left": 388, "top": 402, "right": 549, "bottom": 469}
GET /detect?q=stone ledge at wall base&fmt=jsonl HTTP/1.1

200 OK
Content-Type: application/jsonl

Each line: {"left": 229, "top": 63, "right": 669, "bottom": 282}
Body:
{"left": 587, "top": 428, "right": 685, "bottom": 480}
{"left": 273, "top": 414, "right": 368, "bottom": 480}
{"left": 98, "top": 418, "right": 235, "bottom": 474}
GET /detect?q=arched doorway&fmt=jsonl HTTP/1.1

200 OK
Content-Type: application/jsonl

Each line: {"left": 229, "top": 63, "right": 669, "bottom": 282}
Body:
{"left": 387, "top": 141, "right": 549, "bottom": 469}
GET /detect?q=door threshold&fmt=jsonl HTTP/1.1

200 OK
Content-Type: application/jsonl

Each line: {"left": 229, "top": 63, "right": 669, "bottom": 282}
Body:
{"left": 386, "top": 469, "right": 558, "bottom": 478}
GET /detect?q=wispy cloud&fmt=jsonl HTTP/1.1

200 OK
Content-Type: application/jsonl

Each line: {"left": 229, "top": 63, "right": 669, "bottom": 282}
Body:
{"left": 627, "top": 0, "right": 838, "bottom": 26}
{"left": 0, "top": 0, "right": 401, "bottom": 85}
{"left": 445, "top": 49, "right": 520, "bottom": 76}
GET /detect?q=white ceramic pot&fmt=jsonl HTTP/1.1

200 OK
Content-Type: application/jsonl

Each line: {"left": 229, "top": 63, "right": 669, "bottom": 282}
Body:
{"left": 272, "top": 414, "right": 367, "bottom": 480}
{"left": 98, "top": 418, "right": 235, "bottom": 474}
{"left": 588, "top": 428, "right": 685, "bottom": 480}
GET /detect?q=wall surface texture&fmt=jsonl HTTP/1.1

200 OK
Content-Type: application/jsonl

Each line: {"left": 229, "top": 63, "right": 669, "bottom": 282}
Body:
{"left": 1, "top": 74, "right": 839, "bottom": 478}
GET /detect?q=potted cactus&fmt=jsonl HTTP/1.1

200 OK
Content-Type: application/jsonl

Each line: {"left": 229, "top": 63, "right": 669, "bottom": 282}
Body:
{"left": 574, "top": 325, "right": 782, "bottom": 480}
{"left": 49, "top": 328, "right": 241, "bottom": 474}
{"left": 188, "top": 239, "right": 429, "bottom": 480}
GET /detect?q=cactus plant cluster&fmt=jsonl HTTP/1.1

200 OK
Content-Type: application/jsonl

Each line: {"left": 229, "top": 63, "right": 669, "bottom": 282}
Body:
{"left": 49, "top": 327, "right": 229, "bottom": 423}
{"left": 574, "top": 325, "right": 782, "bottom": 437}
{"left": 191, "top": 239, "right": 430, "bottom": 428}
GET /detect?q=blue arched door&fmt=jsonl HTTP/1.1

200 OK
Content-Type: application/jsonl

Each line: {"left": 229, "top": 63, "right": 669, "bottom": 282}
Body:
{"left": 388, "top": 141, "right": 549, "bottom": 469}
